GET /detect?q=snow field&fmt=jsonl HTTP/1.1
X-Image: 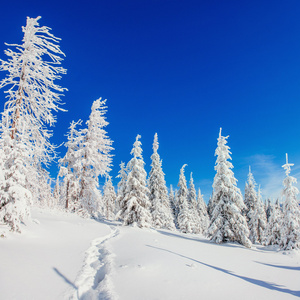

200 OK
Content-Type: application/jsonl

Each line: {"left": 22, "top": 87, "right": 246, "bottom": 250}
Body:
{"left": 1, "top": 207, "right": 299, "bottom": 300}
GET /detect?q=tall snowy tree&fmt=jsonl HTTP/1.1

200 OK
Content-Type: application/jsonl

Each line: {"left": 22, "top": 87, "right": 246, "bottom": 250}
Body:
{"left": 177, "top": 164, "right": 193, "bottom": 233}
{"left": 117, "top": 135, "right": 152, "bottom": 227}
{"left": 208, "top": 128, "right": 251, "bottom": 248}
{"left": 264, "top": 199, "right": 282, "bottom": 246}
{"left": 77, "top": 98, "right": 113, "bottom": 217}
{"left": 0, "top": 16, "right": 66, "bottom": 231}
{"left": 102, "top": 175, "right": 116, "bottom": 220}
{"left": 169, "top": 185, "right": 177, "bottom": 224}
{"left": 56, "top": 120, "right": 84, "bottom": 213}
{"left": 244, "top": 168, "right": 266, "bottom": 244}
{"left": 148, "top": 133, "right": 175, "bottom": 230}
{"left": 279, "top": 154, "right": 300, "bottom": 250}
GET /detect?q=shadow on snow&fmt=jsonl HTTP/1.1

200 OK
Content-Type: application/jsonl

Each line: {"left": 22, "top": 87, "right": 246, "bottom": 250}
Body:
{"left": 146, "top": 245, "right": 300, "bottom": 298}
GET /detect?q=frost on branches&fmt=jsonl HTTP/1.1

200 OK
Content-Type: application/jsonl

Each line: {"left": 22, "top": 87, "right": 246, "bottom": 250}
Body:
{"left": 279, "top": 154, "right": 300, "bottom": 250}
{"left": 117, "top": 135, "right": 152, "bottom": 228}
{"left": 0, "top": 16, "right": 66, "bottom": 232}
{"left": 188, "top": 173, "right": 201, "bottom": 234}
{"left": 244, "top": 168, "right": 266, "bottom": 244}
{"left": 208, "top": 128, "right": 251, "bottom": 248}
{"left": 197, "top": 188, "right": 209, "bottom": 235}
{"left": 148, "top": 133, "right": 175, "bottom": 230}
{"left": 115, "top": 162, "right": 128, "bottom": 218}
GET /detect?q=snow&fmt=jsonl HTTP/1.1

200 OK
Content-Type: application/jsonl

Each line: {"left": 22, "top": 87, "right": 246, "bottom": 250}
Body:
{"left": 1, "top": 207, "right": 300, "bottom": 300}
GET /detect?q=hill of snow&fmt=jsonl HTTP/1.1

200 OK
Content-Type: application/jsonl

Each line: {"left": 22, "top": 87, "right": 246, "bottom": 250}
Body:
{"left": 0, "top": 207, "right": 299, "bottom": 300}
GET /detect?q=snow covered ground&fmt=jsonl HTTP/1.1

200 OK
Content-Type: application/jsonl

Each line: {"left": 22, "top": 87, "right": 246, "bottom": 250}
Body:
{"left": 1, "top": 207, "right": 299, "bottom": 300}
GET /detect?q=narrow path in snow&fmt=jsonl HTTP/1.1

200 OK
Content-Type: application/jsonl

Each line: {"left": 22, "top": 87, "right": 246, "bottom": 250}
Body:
{"left": 65, "top": 225, "right": 120, "bottom": 300}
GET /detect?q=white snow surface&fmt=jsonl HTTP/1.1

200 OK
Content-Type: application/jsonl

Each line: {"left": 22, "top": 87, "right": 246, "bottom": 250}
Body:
{"left": 1, "top": 207, "right": 300, "bottom": 300}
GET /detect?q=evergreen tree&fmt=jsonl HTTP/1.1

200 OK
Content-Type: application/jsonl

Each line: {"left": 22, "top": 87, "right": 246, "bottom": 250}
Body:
{"left": 148, "top": 133, "right": 174, "bottom": 230}
{"left": 177, "top": 164, "right": 193, "bottom": 233}
{"left": 265, "top": 199, "right": 272, "bottom": 222}
{"left": 245, "top": 168, "right": 266, "bottom": 244}
{"left": 102, "top": 175, "right": 116, "bottom": 220}
{"left": 279, "top": 154, "right": 300, "bottom": 250}
{"left": 118, "top": 135, "right": 152, "bottom": 227}
{"left": 208, "top": 128, "right": 251, "bottom": 248}
{"left": 188, "top": 173, "right": 201, "bottom": 234}
{"left": 169, "top": 185, "right": 177, "bottom": 224}
{"left": 0, "top": 17, "right": 66, "bottom": 231}
{"left": 264, "top": 199, "right": 282, "bottom": 246}
{"left": 77, "top": 98, "right": 113, "bottom": 216}
{"left": 115, "top": 162, "right": 128, "bottom": 219}
{"left": 197, "top": 188, "right": 209, "bottom": 235}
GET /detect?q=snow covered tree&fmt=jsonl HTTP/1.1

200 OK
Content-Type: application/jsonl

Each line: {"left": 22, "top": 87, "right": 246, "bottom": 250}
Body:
{"left": 197, "top": 188, "right": 209, "bottom": 235}
{"left": 264, "top": 199, "right": 282, "bottom": 246}
{"left": 208, "top": 128, "right": 251, "bottom": 248}
{"left": 115, "top": 162, "right": 128, "bottom": 218}
{"left": 188, "top": 173, "right": 201, "bottom": 234}
{"left": 0, "top": 16, "right": 66, "bottom": 231}
{"left": 102, "top": 175, "right": 116, "bottom": 220}
{"left": 265, "top": 199, "right": 272, "bottom": 222}
{"left": 56, "top": 120, "right": 84, "bottom": 212}
{"left": 177, "top": 164, "right": 194, "bottom": 233}
{"left": 169, "top": 185, "right": 177, "bottom": 224}
{"left": 118, "top": 135, "right": 152, "bottom": 227}
{"left": 77, "top": 98, "right": 113, "bottom": 217}
{"left": 279, "top": 154, "right": 300, "bottom": 250}
{"left": 244, "top": 168, "right": 266, "bottom": 244}
{"left": 148, "top": 133, "right": 175, "bottom": 230}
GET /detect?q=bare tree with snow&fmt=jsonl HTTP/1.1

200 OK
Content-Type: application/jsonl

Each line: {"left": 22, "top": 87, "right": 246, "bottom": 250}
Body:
{"left": 0, "top": 16, "right": 66, "bottom": 231}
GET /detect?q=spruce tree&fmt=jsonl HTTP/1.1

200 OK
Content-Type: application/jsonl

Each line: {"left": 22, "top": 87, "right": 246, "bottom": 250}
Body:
{"left": 177, "top": 164, "right": 193, "bottom": 233}
{"left": 197, "top": 188, "right": 209, "bottom": 235}
{"left": 208, "top": 128, "right": 251, "bottom": 247}
{"left": 279, "top": 154, "right": 300, "bottom": 250}
{"left": 119, "top": 135, "right": 152, "bottom": 227}
{"left": 188, "top": 173, "right": 201, "bottom": 234}
{"left": 102, "top": 175, "right": 116, "bottom": 220}
{"left": 115, "top": 162, "right": 128, "bottom": 219}
{"left": 264, "top": 199, "right": 282, "bottom": 246}
{"left": 148, "top": 133, "right": 175, "bottom": 230}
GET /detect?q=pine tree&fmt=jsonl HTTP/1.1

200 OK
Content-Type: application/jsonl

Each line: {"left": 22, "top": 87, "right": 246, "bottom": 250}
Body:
{"left": 177, "top": 164, "right": 193, "bottom": 233}
{"left": 208, "top": 128, "right": 251, "bottom": 248}
{"left": 77, "top": 98, "right": 113, "bottom": 217}
{"left": 115, "top": 162, "right": 128, "bottom": 219}
{"left": 245, "top": 168, "right": 266, "bottom": 244}
{"left": 119, "top": 135, "right": 152, "bottom": 227}
{"left": 197, "top": 188, "right": 209, "bottom": 235}
{"left": 148, "top": 133, "right": 175, "bottom": 230}
{"left": 169, "top": 185, "right": 177, "bottom": 224}
{"left": 188, "top": 173, "right": 201, "bottom": 233}
{"left": 279, "top": 154, "right": 300, "bottom": 250}
{"left": 264, "top": 199, "right": 282, "bottom": 246}
{"left": 102, "top": 175, "right": 116, "bottom": 220}
{"left": 265, "top": 199, "right": 272, "bottom": 222}
{"left": 0, "top": 16, "right": 66, "bottom": 231}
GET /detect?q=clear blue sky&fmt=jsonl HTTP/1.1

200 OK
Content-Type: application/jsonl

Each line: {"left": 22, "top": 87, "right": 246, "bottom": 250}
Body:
{"left": 0, "top": 0, "right": 300, "bottom": 201}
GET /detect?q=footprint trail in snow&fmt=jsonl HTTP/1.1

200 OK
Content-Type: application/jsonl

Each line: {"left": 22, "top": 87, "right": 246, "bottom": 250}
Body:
{"left": 66, "top": 226, "right": 119, "bottom": 300}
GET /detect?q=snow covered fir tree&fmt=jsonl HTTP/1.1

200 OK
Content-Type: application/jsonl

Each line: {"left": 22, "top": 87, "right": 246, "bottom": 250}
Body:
{"left": 148, "top": 133, "right": 175, "bottom": 230}
{"left": 279, "top": 154, "right": 300, "bottom": 250}
{"left": 116, "top": 135, "right": 152, "bottom": 228}
{"left": 208, "top": 128, "right": 251, "bottom": 248}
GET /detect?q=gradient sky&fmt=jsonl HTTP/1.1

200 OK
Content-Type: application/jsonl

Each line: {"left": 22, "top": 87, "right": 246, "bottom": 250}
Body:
{"left": 0, "top": 0, "right": 300, "bottom": 201}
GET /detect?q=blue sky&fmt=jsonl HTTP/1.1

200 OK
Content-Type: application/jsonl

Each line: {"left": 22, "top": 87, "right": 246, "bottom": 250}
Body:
{"left": 0, "top": 0, "right": 300, "bottom": 201}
